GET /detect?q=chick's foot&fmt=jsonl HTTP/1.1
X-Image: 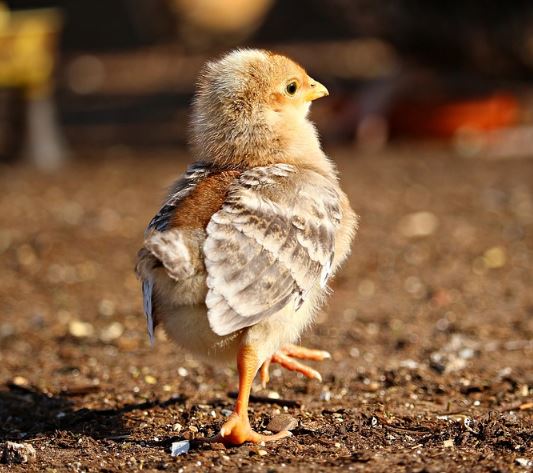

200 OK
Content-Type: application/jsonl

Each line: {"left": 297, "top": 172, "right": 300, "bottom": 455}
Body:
{"left": 212, "top": 344, "right": 292, "bottom": 445}
{"left": 260, "top": 344, "right": 331, "bottom": 387}
{"left": 215, "top": 412, "right": 291, "bottom": 445}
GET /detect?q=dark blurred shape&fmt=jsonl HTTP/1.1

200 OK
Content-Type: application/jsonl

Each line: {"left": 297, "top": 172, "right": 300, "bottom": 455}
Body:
{"left": 0, "top": 90, "right": 24, "bottom": 160}
{"left": 59, "top": 0, "right": 274, "bottom": 53}
{"left": 253, "top": 0, "right": 349, "bottom": 42}
{"left": 61, "top": 0, "right": 175, "bottom": 51}
{"left": 318, "top": 0, "right": 533, "bottom": 79}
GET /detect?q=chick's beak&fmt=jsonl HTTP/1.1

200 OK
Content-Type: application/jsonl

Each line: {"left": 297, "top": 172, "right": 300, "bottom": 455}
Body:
{"left": 305, "top": 78, "right": 329, "bottom": 101}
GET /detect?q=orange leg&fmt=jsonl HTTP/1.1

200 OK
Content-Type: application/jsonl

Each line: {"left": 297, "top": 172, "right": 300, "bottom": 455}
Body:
{"left": 215, "top": 345, "right": 292, "bottom": 445}
{"left": 260, "top": 344, "right": 331, "bottom": 388}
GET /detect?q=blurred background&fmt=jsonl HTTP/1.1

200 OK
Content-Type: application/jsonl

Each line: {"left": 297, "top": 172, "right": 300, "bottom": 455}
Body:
{"left": 3, "top": 0, "right": 533, "bottom": 166}
{"left": 0, "top": 2, "right": 532, "bottom": 470}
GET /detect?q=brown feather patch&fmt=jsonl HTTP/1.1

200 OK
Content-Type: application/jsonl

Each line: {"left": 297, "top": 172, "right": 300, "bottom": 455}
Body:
{"left": 170, "top": 170, "right": 241, "bottom": 230}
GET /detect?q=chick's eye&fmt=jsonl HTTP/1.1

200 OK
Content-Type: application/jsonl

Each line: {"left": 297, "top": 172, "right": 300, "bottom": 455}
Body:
{"left": 286, "top": 81, "right": 298, "bottom": 95}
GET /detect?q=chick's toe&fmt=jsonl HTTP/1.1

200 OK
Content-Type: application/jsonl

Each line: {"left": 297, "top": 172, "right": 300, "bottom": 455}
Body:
{"left": 260, "top": 344, "right": 331, "bottom": 387}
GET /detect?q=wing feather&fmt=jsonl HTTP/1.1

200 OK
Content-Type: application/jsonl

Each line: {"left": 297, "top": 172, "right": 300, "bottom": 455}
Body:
{"left": 204, "top": 164, "right": 341, "bottom": 336}
{"left": 142, "top": 277, "right": 155, "bottom": 346}
{"left": 137, "top": 161, "right": 219, "bottom": 344}
{"left": 146, "top": 162, "right": 212, "bottom": 233}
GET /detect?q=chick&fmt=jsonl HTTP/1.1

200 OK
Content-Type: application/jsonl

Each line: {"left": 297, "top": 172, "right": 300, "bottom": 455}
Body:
{"left": 136, "top": 49, "right": 358, "bottom": 445}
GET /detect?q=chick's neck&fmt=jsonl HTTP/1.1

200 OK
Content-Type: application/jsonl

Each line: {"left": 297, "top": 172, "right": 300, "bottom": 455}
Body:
{"left": 192, "top": 105, "right": 336, "bottom": 179}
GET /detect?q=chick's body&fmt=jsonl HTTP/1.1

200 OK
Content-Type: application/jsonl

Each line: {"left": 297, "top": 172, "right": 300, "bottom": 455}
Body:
{"left": 136, "top": 49, "right": 357, "bottom": 445}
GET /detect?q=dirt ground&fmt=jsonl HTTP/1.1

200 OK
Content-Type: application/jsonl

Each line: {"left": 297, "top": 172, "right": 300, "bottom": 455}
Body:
{"left": 0, "top": 146, "right": 532, "bottom": 472}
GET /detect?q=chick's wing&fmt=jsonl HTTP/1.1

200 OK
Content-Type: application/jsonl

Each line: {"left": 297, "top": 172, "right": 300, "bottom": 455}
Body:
{"left": 136, "top": 161, "right": 216, "bottom": 343}
{"left": 204, "top": 164, "right": 341, "bottom": 336}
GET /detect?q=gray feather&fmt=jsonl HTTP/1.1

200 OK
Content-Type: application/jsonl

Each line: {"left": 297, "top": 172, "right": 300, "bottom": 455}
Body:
{"left": 142, "top": 277, "right": 155, "bottom": 346}
{"left": 204, "top": 164, "right": 341, "bottom": 336}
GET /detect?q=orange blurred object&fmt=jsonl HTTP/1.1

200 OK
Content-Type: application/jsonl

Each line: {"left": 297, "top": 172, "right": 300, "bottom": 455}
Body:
{"left": 391, "top": 93, "right": 520, "bottom": 138}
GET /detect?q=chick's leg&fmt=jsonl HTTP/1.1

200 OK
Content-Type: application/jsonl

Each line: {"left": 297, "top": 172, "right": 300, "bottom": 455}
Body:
{"left": 260, "top": 344, "right": 331, "bottom": 387}
{"left": 217, "top": 345, "right": 292, "bottom": 445}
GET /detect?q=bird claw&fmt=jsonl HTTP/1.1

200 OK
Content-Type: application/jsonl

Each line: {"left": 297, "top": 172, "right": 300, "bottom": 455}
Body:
{"left": 260, "top": 344, "right": 331, "bottom": 387}
{"left": 213, "top": 412, "right": 291, "bottom": 445}
{"left": 260, "top": 358, "right": 271, "bottom": 389}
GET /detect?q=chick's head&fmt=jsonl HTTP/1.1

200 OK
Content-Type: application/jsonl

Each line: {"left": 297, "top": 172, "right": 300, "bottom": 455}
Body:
{"left": 191, "top": 49, "right": 328, "bottom": 166}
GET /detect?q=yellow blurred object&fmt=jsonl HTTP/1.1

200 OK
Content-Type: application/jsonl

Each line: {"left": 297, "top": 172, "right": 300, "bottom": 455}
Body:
{"left": 171, "top": 0, "right": 273, "bottom": 34}
{"left": 483, "top": 246, "right": 506, "bottom": 269}
{"left": 0, "top": 3, "right": 66, "bottom": 169}
{"left": 0, "top": 4, "right": 62, "bottom": 98}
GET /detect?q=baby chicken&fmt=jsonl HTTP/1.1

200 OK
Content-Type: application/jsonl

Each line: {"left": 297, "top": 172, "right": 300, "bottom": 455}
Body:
{"left": 136, "top": 49, "right": 357, "bottom": 445}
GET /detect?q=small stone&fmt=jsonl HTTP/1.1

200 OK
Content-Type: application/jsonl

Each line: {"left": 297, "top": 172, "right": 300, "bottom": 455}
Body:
{"left": 98, "top": 299, "right": 115, "bottom": 317}
{"left": 349, "top": 347, "right": 360, "bottom": 358}
{"left": 170, "top": 440, "right": 190, "bottom": 457}
{"left": 266, "top": 414, "right": 298, "bottom": 433}
{"left": 458, "top": 347, "right": 474, "bottom": 360}
{"left": 399, "top": 211, "right": 438, "bottom": 238}
{"left": 266, "top": 391, "right": 280, "bottom": 399}
{"left": 443, "top": 439, "right": 454, "bottom": 448}
{"left": 257, "top": 449, "right": 268, "bottom": 456}
{"left": 16, "top": 245, "right": 37, "bottom": 266}
{"left": 483, "top": 246, "right": 506, "bottom": 269}
{"left": 99, "top": 322, "right": 124, "bottom": 342}
{"left": 399, "top": 359, "right": 419, "bottom": 369}
{"left": 172, "top": 423, "right": 182, "bottom": 432}
{"left": 144, "top": 375, "right": 157, "bottom": 385}
{"left": 68, "top": 320, "right": 94, "bottom": 338}
{"left": 515, "top": 458, "right": 533, "bottom": 468}
{"left": 12, "top": 376, "right": 29, "bottom": 387}
{"left": 1, "top": 442, "right": 36, "bottom": 464}
{"left": 320, "top": 390, "right": 332, "bottom": 401}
